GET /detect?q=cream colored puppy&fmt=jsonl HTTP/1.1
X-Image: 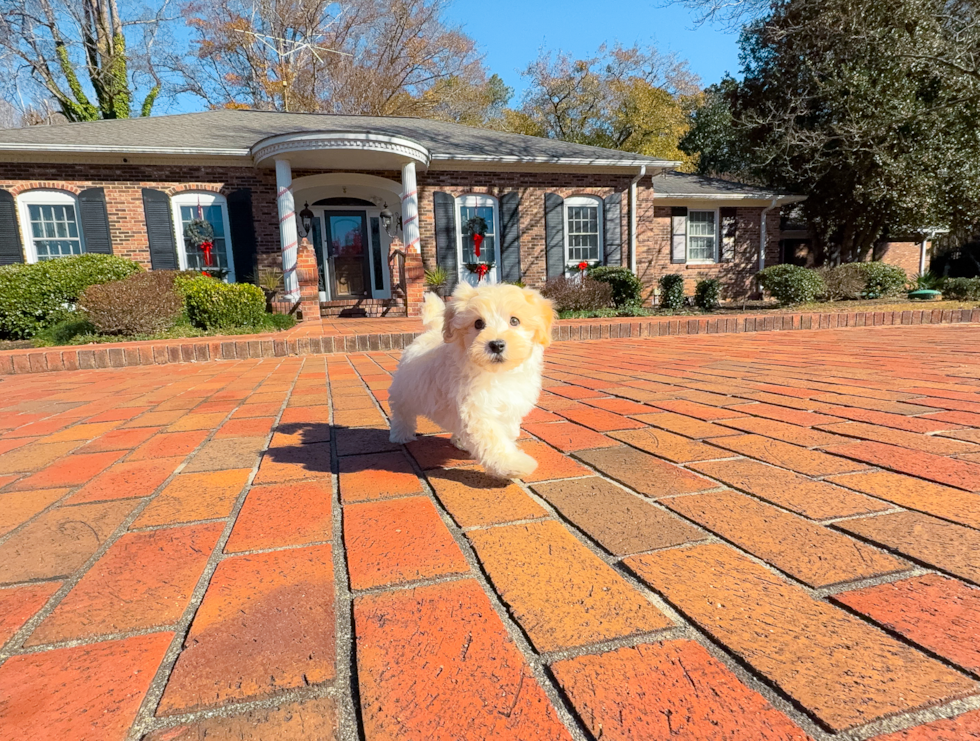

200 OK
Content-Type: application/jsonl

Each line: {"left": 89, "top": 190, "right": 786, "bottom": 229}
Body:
{"left": 388, "top": 282, "right": 555, "bottom": 479}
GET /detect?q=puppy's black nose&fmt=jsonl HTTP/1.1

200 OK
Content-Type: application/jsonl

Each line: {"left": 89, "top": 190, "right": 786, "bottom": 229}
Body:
{"left": 488, "top": 340, "right": 506, "bottom": 354}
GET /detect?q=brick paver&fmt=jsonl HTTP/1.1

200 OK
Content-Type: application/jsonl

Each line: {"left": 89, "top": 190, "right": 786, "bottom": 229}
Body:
{"left": 2, "top": 324, "right": 980, "bottom": 740}
{"left": 355, "top": 580, "right": 573, "bottom": 741}
{"left": 552, "top": 640, "right": 811, "bottom": 740}
{"left": 832, "top": 574, "right": 980, "bottom": 675}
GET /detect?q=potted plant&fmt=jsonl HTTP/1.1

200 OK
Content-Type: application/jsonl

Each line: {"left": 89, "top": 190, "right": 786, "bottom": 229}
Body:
{"left": 424, "top": 267, "right": 449, "bottom": 297}
{"left": 255, "top": 268, "right": 284, "bottom": 312}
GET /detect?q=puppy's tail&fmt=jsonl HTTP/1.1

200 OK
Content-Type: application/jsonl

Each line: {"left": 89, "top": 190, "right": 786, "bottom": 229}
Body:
{"left": 421, "top": 292, "right": 446, "bottom": 332}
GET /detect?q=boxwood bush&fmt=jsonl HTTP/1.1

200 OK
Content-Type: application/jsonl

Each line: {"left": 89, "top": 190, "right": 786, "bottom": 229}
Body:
{"left": 858, "top": 263, "right": 907, "bottom": 298}
{"left": 587, "top": 266, "right": 644, "bottom": 308}
{"left": 658, "top": 274, "right": 685, "bottom": 310}
{"left": 757, "top": 264, "right": 825, "bottom": 305}
{"left": 0, "top": 254, "right": 142, "bottom": 339}
{"left": 694, "top": 278, "right": 721, "bottom": 310}
{"left": 182, "top": 275, "right": 267, "bottom": 329}
{"left": 943, "top": 277, "right": 980, "bottom": 301}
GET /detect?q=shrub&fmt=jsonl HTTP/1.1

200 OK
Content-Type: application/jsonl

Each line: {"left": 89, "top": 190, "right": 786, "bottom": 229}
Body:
{"left": 79, "top": 271, "right": 183, "bottom": 336}
{"left": 694, "top": 278, "right": 721, "bottom": 310}
{"left": 587, "top": 266, "right": 644, "bottom": 308}
{"left": 32, "top": 315, "right": 96, "bottom": 346}
{"left": 818, "top": 264, "right": 866, "bottom": 301}
{"left": 0, "top": 254, "right": 141, "bottom": 339}
{"left": 757, "top": 264, "right": 825, "bottom": 305}
{"left": 265, "top": 312, "right": 297, "bottom": 331}
{"left": 658, "top": 274, "right": 685, "bottom": 310}
{"left": 943, "top": 277, "right": 980, "bottom": 301}
{"left": 858, "top": 262, "right": 907, "bottom": 298}
{"left": 183, "top": 275, "right": 267, "bottom": 329}
{"left": 541, "top": 276, "right": 613, "bottom": 312}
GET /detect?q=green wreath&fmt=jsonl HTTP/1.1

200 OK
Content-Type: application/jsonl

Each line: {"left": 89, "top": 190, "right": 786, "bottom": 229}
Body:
{"left": 184, "top": 218, "right": 214, "bottom": 248}
{"left": 464, "top": 215, "right": 488, "bottom": 237}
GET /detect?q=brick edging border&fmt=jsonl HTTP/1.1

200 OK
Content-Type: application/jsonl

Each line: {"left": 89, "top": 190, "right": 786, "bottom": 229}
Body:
{"left": 2, "top": 307, "right": 978, "bottom": 376}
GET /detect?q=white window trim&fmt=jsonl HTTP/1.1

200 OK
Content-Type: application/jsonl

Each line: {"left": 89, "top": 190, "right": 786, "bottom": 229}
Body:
{"left": 563, "top": 195, "right": 603, "bottom": 266}
{"left": 16, "top": 190, "right": 85, "bottom": 263}
{"left": 171, "top": 192, "right": 236, "bottom": 281}
{"left": 455, "top": 193, "right": 500, "bottom": 284}
{"left": 687, "top": 208, "right": 720, "bottom": 265}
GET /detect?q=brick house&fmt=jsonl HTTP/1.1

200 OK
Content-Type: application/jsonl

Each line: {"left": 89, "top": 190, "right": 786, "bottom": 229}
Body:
{"left": 0, "top": 110, "right": 802, "bottom": 317}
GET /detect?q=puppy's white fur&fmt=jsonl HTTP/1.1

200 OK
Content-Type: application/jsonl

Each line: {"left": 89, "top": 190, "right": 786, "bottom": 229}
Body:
{"left": 388, "top": 282, "right": 555, "bottom": 479}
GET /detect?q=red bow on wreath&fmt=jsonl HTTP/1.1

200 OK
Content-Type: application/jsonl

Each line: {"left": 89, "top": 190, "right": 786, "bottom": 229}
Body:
{"left": 474, "top": 263, "right": 491, "bottom": 280}
{"left": 200, "top": 240, "right": 214, "bottom": 267}
{"left": 578, "top": 261, "right": 588, "bottom": 271}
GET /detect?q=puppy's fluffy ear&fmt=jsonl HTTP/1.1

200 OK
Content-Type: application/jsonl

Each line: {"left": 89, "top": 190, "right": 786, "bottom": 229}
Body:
{"left": 523, "top": 288, "right": 556, "bottom": 347}
{"left": 442, "top": 298, "right": 460, "bottom": 343}
{"left": 451, "top": 282, "right": 476, "bottom": 302}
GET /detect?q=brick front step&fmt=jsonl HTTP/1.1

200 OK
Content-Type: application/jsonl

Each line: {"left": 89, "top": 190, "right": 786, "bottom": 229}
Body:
{"left": 2, "top": 307, "right": 979, "bottom": 376}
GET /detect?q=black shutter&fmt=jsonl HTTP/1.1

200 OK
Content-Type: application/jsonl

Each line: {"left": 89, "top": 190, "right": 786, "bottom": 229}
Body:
{"left": 720, "top": 207, "right": 737, "bottom": 262}
{"left": 141, "top": 189, "right": 178, "bottom": 271}
{"left": 670, "top": 206, "right": 688, "bottom": 264}
{"left": 433, "top": 191, "right": 458, "bottom": 292}
{"left": 0, "top": 189, "right": 23, "bottom": 266}
{"left": 545, "top": 193, "right": 565, "bottom": 280}
{"left": 499, "top": 192, "right": 522, "bottom": 283}
{"left": 603, "top": 192, "right": 623, "bottom": 266}
{"left": 78, "top": 187, "right": 113, "bottom": 254}
{"left": 227, "top": 189, "right": 258, "bottom": 283}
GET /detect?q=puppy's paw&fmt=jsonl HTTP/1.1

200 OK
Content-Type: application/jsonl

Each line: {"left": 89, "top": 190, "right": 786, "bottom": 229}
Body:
{"left": 389, "top": 430, "right": 417, "bottom": 444}
{"left": 484, "top": 451, "right": 538, "bottom": 480}
{"left": 450, "top": 435, "right": 469, "bottom": 451}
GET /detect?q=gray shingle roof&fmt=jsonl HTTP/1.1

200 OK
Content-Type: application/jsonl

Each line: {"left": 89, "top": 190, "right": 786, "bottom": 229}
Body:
{"left": 0, "top": 109, "right": 675, "bottom": 166}
{"left": 653, "top": 170, "right": 801, "bottom": 199}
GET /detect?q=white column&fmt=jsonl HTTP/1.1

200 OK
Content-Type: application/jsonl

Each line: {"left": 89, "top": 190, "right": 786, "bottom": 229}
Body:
{"left": 919, "top": 238, "right": 929, "bottom": 276}
{"left": 275, "top": 158, "right": 300, "bottom": 300}
{"left": 401, "top": 161, "right": 420, "bottom": 254}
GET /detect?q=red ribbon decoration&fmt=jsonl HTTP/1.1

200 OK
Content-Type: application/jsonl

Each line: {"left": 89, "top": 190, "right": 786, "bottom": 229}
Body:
{"left": 473, "top": 233, "right": 483, "bottom": 257}
{"left": 578, "top": 261, "right": 588, "bottom": 271}
{"left": 200, "top": 240, "right": 214, "bottom": 267}
{"left": 475, "top": 263, "right": 490, "bottom": 281}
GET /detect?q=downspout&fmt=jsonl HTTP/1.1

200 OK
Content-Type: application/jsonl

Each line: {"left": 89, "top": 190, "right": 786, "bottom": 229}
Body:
{"left": 629, "top": 165, "right": 646, "bottom": 273}
{"left": 759, "top": 197, "right": 779, "bottom": 271}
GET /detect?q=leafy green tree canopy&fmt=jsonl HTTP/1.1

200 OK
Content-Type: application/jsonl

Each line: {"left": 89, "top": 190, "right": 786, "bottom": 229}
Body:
{"left": 681, "top": 0, "right": 980, "bottom": 262}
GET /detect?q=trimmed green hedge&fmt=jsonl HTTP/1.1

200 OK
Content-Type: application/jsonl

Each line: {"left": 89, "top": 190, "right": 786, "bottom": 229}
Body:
{"left": 757, "top": 264, "right": 825, "bottom": 305}
{"left": 588, "top": 266, "right": 644, "bottom": 308}
{"left": 0, "top": 254, "right": 142, "bottom": 339}
{"left": 943, "top": 277, "right": 980, "bottom": 301}
{"left": 695, "top": 278, "right": 721, "bottom": 310}
{"left": 658, "top": 274, "right": 685, "bottom": 310}
{"left": 182, "top": 275, "right": 267, "bottom": 329}
{"left": 857, "top": 263, "right": 906, "bottom": 298}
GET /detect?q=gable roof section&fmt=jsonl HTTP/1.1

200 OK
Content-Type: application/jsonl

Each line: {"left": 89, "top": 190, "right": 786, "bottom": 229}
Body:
{"left": 0, "top": 109, "right": 675, "bottom": 168}
{"left": 653, "top": 171, "right": 803, "bottom": 201}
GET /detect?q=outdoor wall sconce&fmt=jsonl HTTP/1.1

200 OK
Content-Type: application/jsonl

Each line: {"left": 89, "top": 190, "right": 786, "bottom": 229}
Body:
{"left": 298, "top": 202, "right": 314, "bottom": 238}
{"left": 380, "top": 202, "right": 402, "bottom": 237}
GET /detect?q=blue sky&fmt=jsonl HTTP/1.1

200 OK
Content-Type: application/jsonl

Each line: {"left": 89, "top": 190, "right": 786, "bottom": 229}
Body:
{"left": 445, "top": 0, "right": 741, "bottom": 99}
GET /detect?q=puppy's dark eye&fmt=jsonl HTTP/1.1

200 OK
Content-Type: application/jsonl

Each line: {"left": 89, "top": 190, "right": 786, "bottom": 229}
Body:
{"left": 510, "top": 316, "right": 520, "bottom": 326}
{"left": 474, "top": 319, "right": 485, "bottom": 330}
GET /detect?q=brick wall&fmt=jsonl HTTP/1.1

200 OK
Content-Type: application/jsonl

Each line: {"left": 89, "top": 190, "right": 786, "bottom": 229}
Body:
{"left": 0, "top": 163, "right": 279, "bottom": 271}
{"left": 872, "top": 241, "right": 921, "bottom": 276}
{"left": 0, "top": 164, "right": 779, "bottom": 305}
{"left": 635, "top": 193, "right": 780, "bottom": 301}
{"left": 416, "top": 170, "right": 633, "bottom": 288}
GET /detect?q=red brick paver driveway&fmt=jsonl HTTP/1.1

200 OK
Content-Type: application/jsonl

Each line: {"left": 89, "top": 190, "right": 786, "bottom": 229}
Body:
{"left": 1, "top": 324, "right": 980, "bottom": 741}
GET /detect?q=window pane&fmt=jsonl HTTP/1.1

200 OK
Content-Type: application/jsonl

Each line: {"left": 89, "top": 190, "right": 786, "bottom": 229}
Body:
{"left": 29, "top": 200, "right": 83, "bottom": 260}
{"left": 566, "top": 204, "right": 600, "bottom": 262}
{"left": 180, "top": 202, "right": 228, "bottom": 272}
{"left": 460, "top": 204, "right": 495, "bottom": 264}
{"left": 688, "top": 212, "right": 716, "bottom": 261}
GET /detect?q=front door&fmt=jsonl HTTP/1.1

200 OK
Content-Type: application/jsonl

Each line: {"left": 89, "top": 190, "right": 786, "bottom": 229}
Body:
{"left": 324, "top": 211, "right": 369, "bottom": 298}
